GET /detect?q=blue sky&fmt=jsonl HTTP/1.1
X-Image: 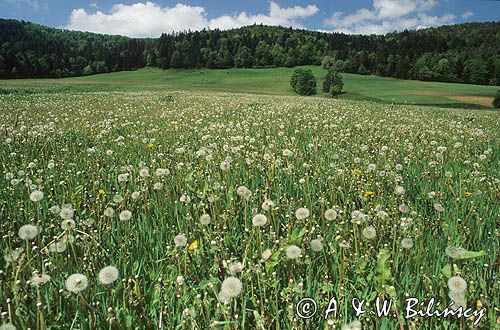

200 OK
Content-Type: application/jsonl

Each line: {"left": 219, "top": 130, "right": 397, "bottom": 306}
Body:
{"left": 1, "top": 0, "right": 498, "bottom": 37}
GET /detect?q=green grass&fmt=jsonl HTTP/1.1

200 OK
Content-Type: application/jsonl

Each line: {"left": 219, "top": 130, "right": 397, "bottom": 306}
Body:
{"left": 0, "top": 90, "right": 498, "bottom": 329}
{"left": 1, "top": 66, "right": 498, "bottom": 109}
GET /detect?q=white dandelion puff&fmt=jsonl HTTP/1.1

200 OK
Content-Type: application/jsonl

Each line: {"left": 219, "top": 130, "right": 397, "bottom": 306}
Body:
{"left": 29, "top": 190, "right": 43, "bottom": 202}
{"left": 324, "top": 209, "right": 338, "bottom": 221}
{"left": 98, "top": 266, "right": 119, "bottom": 285}
{"left": 65, "top": 273, "right": 88, "bottom": 292}
{"left": 252, "top": 214, "right": 268, "bottom": 227}
{"left": 285, "top": 245, "right": 301, "bottom": 259}
{"left": 18, "top": 224, "right": 38, "bottom": 240}
{"left": 295, "top": 207, "right": 310, "bottom": 220}
{"left": 119, "top": 210, "right": 132, "bottom": 221}
{"left": 174, "top": 234, "right": 187, "bottom": 247}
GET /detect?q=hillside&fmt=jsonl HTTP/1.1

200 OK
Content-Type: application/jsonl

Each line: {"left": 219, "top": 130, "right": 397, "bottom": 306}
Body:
{"left": 0, "top": 19, "right": 499, "bottom": 86}
{"left": 1, "top": 67, "right": 497, "bottom": 109}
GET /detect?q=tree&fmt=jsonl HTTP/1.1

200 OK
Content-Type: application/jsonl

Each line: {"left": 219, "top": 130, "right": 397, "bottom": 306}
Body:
{"left": 234, "top": 46, "right": 253, "bottom": 68}
{"left": 492, "top": 90, "right": 500, "bottom": 109}
{"left": 323, "top": 67, "right": 344, "bottom": 97}
{"left": 254, "top": 41, "right": 272, "bottom": 67}
{"left": 169, "top": 50, "right": 183, "bottom": 68}
{"left": 321, "top": 55, "right": 336, "bottom": 70}
{"left": 290, "top": 68, "right": 317, "bottom": 96}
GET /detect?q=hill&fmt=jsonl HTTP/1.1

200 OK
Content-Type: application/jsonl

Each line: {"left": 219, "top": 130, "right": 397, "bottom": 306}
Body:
{"left": 0, "top": 19, "right": 499, "bottom": 86}
{"left": 1, "top": 67, "right": 497, "bottom": 109}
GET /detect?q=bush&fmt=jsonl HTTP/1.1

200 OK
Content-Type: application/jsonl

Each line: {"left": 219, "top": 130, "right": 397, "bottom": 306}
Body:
{"left": 323, "top": 67, "right": 344, "bottom": 97}
{"left": 290, "top": 68, "right": 317, "bottom": 96}
{"left": 493, "top": 91, "right": 500, "bottom": 109}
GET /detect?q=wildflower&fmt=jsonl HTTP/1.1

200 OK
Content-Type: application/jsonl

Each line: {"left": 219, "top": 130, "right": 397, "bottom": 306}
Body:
{"left": 61, "top": 219, "right": 76, "bottom": 230}
{"left": 434, "top": 203, "right": 445, "bottom": 212}
{"left": 282, "top": 149, "right": 293, "bottom": 157}
{"left": 103, "top": 207, "right": 115, "bottom": 217}
{"left": 48, "top": 241, "right": 67, "bottom": 253}
{"left": 147, "top": 143, "right": 153, "bottom": 148}
{"left": 351, "top": 210, "right": 367, "bottom": 225}
{"left": 448, "top": 276, "right": 467, "bottom": 293}
{"left": 117, "top": 174, "right": 129, "bottom": 182}
{"left": 341, "top": 320, "right": 362, "bottom": 330}
{"left": 236, "top": 186, "right": 252, "bottom": 199}
{"left": 395, "top": 185, "right": 405, "bottom": 195}
{"left": 4, "top": 247, "right": 24, "bottom": 262}
{"left": 179, "top": 194, "right": 191, "bottom": 204}
{"left": 465, "top": 191, "right": 472, "bottom": 197}
{"left": 65, "top": 273, "right": 88, "bottom": 292}
{"left": 0, "top": 323, "right": 16, "bottom": 330}
{"left": 98, "top": 189, "right": 105, "bottom": 195}
{"left": 228, "top": 261, "right": 244, "bottom": 274}
{"left": 261, "top": 199, "right": 275, "bottom": 211}
{"left": 295, "top": 207, "right": 310, "bottom": 220}
{"left": 448, "top": 290, "right": 466, "bottom": 310}
{"left": 30, "top": 273, "right": 51, "bottom": 287}
{"left": 176, "top": 275, "right": 184, "bottom": 285}
{"left": 174, "top": 234, "right": 187, "bottom": 247}
{"left": 59, "top": 206, "right": 74, "bottom": 220}
{"left": 98, "top": 266, "right": 119, "bottom": 285}
{"left": 286, "top": 245, "right": 301, "bottom": 259}
{"left": 200, "top": 214, "right": 211, "bottom": 225}
{"left": 131, "top": 191, "right": 140, "bottom": 199}
{"left": 262, "top": 249, "right": 272, "bottom": 261}
{"left": 324, "top": 209, "right": 338, "bottom": 221}
{"left": 362, "top": 226, "right": 377, "bottom": 240}
{"left": 29, "top": 190, "right": 43, "bottom": 202}
{"left": 401, "top": 238, "right": 413, "bottom": 249}
{"left": 119, "top": 210, "right": 132, "bottom": 221}
{"left": 220, "top": 276, "right": 242, "bottom": 301}
{"left": 252, "top": 214, "right": 267, "bottom": 227}
{"left": 113, "top": 194, "right": 124, "bottom": 203}
{"left": 365, "top": 191, "right": 374, "bottom": 197}
{"left": 219, "top": 160, "right": 231, "bottom": 171}
{"left": 153, "top": 182, "right": 163, "bottom": 190}
{"left": 188, "top": 240, "right": 199, "bottom": 251}
{"left": 18, "top": 224, "right": 38, "bottom": 240}
{"left": 310, "top": 239, "right": 323, "bottom": 252}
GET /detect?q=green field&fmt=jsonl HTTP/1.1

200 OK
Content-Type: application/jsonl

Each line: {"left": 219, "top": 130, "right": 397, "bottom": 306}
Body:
{"left": 0, "top": 88, "right": 498, "bottom": 329}
{"left": 1, "top": 67, "right": 498, "bottom": 109}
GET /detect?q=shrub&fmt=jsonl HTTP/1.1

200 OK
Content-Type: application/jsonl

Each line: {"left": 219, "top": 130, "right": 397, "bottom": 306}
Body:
{"left": 323, "top": 67, "right": 344, "bottom": 97}
{"left": 492, "top": 90, "right": 500, "bottom": 109}
{"left": 290, "top": 68, "right": 317, "bottom": 96}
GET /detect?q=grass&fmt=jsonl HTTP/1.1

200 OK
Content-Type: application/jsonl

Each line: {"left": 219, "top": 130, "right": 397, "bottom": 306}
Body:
{"left": 0, "top": 90, "right": 498, "bottom": 329}
{"left": 1, "top": 66, "right": 498, "bottom": 109}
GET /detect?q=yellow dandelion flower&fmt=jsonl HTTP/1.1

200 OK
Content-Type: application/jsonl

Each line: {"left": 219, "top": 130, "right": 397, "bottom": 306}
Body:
{"left": 476, "top": 300, "right": 482, "bottom": 309}
{"left": 98, "top": 189, "right": 105, "bottom": 195}
{"left": 188, "top": 240, "right": 199, "bottom": 251}
{"left": 147, "top": 143, "right": 153, "bottom": 148}
{"left": 465, "top": 191, "right": 472, "bottom": 197}
{"left": 365, "top": 191, "right": 374, "bottom": 196}
{"left": 352, "top": 169, "right": 362, "bottom": 175}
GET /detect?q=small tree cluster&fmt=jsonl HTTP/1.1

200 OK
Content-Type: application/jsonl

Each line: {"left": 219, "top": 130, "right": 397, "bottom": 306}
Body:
{"left": 323, "top": 66, "right": 344, "bottom": 97}
{"left": 290, "top": 68, "right": 317, "bottom": 96}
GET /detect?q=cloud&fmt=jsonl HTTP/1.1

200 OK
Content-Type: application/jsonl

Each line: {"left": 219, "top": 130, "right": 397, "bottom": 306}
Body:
{"left": 65, "top": 2, "right": 207, "bottom": 38}
{"left": 65, "top": 1, "right": 319, "bottom": 37}
{"left": 89, "top": 2, "right": 98, "bottom": 9}
{"left": 3, "top": 0, "right": 44, "bottom": 11}
{"left": 324, "top": 0, "right": 455, "bottom": 34}
{"left": 461, "top": 11, "right": 474, "bottom": 19}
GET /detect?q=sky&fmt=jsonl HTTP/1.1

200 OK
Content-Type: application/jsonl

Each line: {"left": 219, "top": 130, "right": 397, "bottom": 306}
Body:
{"left": 0, "top": 0, "right": 498, "bottom": 37}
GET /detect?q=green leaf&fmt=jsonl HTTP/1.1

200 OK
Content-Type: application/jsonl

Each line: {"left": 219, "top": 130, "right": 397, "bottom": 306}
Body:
{"left": 456, "top": 250, "right": 486, "bottom": 260}
{"left": 441, "top": 264, "right": 452, "bottom": 278}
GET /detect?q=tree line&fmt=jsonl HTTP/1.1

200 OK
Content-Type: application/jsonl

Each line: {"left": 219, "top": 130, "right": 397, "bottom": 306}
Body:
{"left": 1, "top": 19, "right": 499, "bottom": 86}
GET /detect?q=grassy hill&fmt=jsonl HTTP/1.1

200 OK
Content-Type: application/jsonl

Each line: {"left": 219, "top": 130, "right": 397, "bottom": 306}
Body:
{"left": 1, "top": 66, "right": 498, "bottom": 109}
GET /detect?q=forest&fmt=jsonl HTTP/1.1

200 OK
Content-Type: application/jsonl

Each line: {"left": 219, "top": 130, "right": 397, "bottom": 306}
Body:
{"left": 0, "top": 18, "right": 499, "bottom": 85}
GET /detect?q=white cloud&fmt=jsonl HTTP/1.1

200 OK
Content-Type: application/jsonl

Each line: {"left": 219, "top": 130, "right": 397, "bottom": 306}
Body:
{"left": 461, "top": 11, "right": 474, "bottom": 19}
{"left": 89, "top": 2, "right": 98, "bottom": 9}
{"left": 3, "top": 0, "right": 44, "bottom": 11}
{"left": 66, "top": 2, "right": 208, "bottom": 37}
{"left": 324, "top": 0, "right": 455, "bottom": 34}
{"left": 65, "top": 1, "right": 319, "bottom": 38}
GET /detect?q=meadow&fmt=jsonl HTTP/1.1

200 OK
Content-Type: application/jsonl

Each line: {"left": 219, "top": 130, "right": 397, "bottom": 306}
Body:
{"left": 0, "top": 86, "right": 498, "bottom": 330}
{"left": 1, "top": 67, "right": 498, "bottom": 110}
